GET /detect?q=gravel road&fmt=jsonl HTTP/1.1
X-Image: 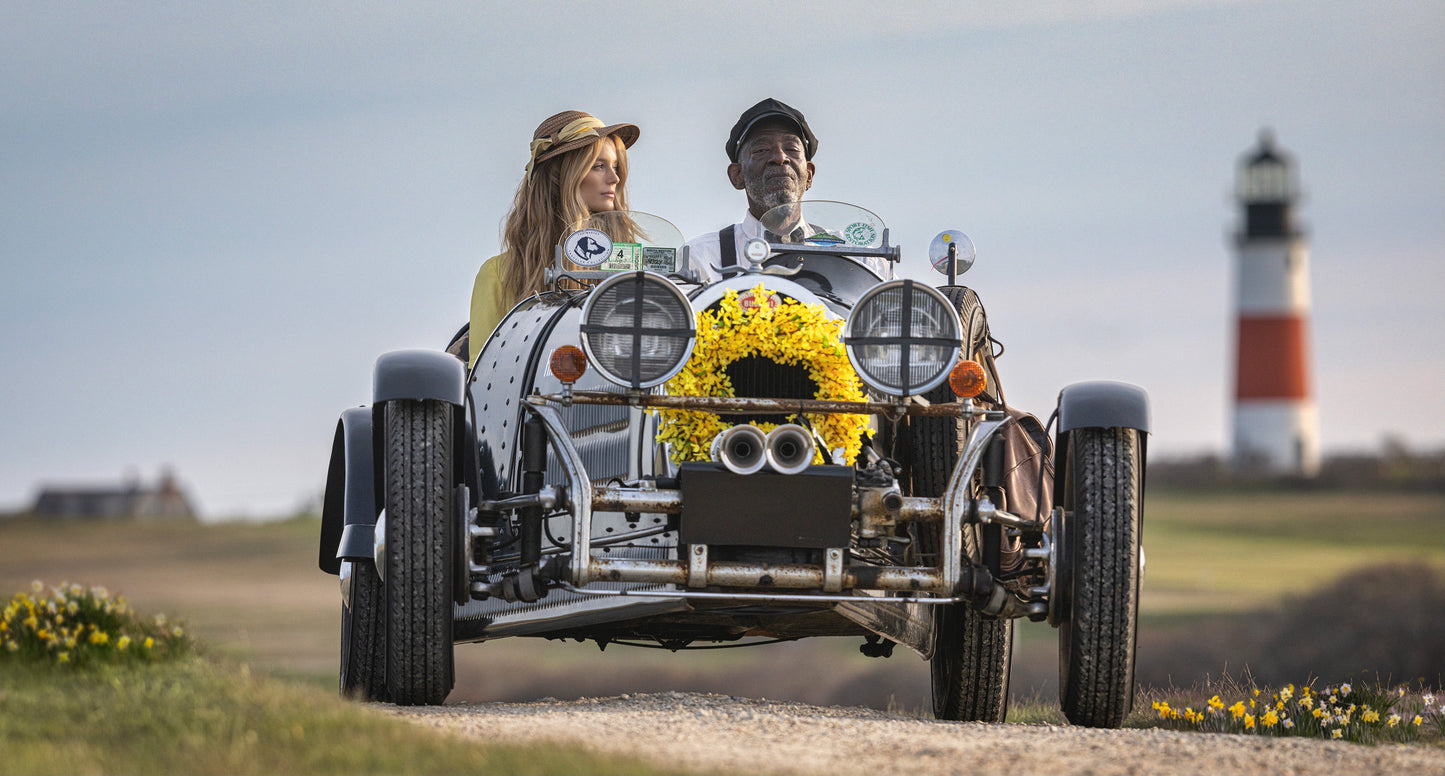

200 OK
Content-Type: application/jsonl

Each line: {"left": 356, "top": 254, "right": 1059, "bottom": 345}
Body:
{"left": 390, "top": 691, "right": 1445, "bottom": 775}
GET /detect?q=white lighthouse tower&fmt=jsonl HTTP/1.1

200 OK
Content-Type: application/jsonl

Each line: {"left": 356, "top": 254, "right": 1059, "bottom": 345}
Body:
{"left": 1231, "top": 129, "right": 1320, "bottom": 476}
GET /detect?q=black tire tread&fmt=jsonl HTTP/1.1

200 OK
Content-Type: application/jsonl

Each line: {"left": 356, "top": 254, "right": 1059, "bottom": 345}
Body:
{"left": 917, "top": 287, "right": 1012, "bottom": 723}
{"left": 340, "top": 559, "right": 387, "bottom": 701}
{"left": 1060, "top": 427, "right": 1141, "bottom": 728}
{"left": 384, "top": 400, "right": 455, "bottom": 706}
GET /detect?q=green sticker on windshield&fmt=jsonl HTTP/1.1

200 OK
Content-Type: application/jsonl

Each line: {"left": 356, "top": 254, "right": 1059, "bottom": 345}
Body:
{"left": 604, "top": 242, "right": 643, "bottom": 271}
{"left": 844, "top": 222, "right": 877, "bottom": 246}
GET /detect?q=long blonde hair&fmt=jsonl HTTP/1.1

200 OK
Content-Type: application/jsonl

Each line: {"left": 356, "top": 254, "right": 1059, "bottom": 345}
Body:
{"left": 501, "top": 135, "right": 631, "bottom": 301}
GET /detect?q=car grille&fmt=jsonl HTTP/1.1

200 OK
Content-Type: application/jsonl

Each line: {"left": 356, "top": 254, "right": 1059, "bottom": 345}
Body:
{"left": 725, "top": 355, "right": 818, "bottom": 425}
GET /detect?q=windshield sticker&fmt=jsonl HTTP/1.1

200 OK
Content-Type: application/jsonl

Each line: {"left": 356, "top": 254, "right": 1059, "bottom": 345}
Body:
{"left": 564, "top": 228, "right": 613, "bottom": 267}
{"left": 603, "top": 242, "right": 643, "bottom": 271}
{"left": 805, "top": 232, "right": 845, "bottom": 246}
{"left": 642, "top": 246, "right": 676, "bottom": 272}
{"left": 844, "top": 221, "right": 878, "bottom": 246}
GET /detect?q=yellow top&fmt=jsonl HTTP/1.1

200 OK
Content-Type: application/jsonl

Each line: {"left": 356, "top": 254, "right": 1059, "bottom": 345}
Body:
{"left": 468, "top": 253, "right": 512, "bottom": 368}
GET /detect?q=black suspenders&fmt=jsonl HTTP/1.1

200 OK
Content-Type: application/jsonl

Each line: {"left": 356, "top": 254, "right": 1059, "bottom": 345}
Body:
{"left": 719, "top": 224, "right": 736, "bottom": 268}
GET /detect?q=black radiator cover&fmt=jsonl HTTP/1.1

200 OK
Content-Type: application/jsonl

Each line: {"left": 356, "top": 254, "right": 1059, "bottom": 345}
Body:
{"left": 678, "top": 462, "right": 852, "bottom": 548}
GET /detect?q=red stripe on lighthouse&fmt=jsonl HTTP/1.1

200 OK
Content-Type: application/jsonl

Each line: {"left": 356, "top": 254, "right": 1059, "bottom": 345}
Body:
{"left": 1235, "top": 316, "right": 1309, "bottom": 399}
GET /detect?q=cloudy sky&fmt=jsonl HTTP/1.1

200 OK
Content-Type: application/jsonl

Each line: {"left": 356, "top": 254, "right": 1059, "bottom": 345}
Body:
{"left": 2, "top": 0, "right": 1441, "bottom": 519}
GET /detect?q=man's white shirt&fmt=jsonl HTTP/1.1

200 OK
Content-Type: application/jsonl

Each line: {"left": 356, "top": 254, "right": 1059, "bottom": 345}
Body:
{"left": 684, "top": 211, "right": 893, "bottom": 283}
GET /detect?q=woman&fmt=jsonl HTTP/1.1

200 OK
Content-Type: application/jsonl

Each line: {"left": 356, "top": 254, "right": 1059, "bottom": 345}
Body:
{"left": 465, "top": 110, "right": 640, "bottom": 368}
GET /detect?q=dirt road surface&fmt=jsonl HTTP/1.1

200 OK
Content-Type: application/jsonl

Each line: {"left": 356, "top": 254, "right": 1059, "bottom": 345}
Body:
{"left": 392, "top": 692, "right": 1445, "bottom": 776}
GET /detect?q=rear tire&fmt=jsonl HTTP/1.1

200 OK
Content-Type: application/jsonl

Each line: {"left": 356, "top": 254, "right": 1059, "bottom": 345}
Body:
{"left": 1058, "top": 427, "right": 1142, "bottom": 728}
{"left": 908, "top": 291, "right": 1013, "bottom": 723}
{"left": 382, "top": 399, "right": 456, "bottom": 706}
{"left": 339, "top": 559, "right": 387, "bottom": 701}
{"left": 931, "top": 540, "right": 1013, "bottom": 721}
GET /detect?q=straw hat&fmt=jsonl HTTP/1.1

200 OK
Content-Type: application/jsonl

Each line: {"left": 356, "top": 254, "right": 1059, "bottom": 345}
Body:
{"left": 527, "top": 110, "right": 640, "bottom": 172}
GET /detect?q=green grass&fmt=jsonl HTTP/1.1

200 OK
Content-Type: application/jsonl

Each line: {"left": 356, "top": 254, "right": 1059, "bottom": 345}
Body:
{"left": 0, "top": 654, "right": 666, "bottom": 776}
{"left": 1140, "top": 489, "right": 1445, "bottom": 615}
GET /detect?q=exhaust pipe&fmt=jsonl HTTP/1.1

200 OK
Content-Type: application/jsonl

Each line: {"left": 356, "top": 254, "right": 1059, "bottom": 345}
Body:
{"left": 766, "top": 424, "right": 815, "bottom": 475}
{"left": 711, "top": 424, "right": 768, "bottom": 475}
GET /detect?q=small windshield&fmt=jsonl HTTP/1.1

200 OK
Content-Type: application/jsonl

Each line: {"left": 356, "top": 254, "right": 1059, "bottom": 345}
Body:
{"left": 759, "top": 201, "right": 886, "bottom": 249}
{"left": 558, "top": 211, "right": 685, "bottom": 274}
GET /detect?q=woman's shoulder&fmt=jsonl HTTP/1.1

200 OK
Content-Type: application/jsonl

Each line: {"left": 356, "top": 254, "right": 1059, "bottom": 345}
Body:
{"left": 473, "top": 252, "right": 508, "bottom": 282}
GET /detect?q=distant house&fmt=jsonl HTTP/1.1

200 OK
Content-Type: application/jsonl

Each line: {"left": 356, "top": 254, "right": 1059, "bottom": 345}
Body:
{"left": 31, "top": 468, "right": 198, "bottom": 521}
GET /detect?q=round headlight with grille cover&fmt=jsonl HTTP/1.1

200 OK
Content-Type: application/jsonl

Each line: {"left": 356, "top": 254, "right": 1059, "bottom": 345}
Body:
{"left": 844, "top": 280, "right": 962, "bottom": 398}
{"left": 580, "top": 271, "right": 696, "bottom": 389}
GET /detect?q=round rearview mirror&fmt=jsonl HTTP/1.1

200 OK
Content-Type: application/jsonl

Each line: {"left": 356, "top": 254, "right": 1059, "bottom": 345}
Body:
{"left": 929, "top": 230, "right": 976, "bottom": 278}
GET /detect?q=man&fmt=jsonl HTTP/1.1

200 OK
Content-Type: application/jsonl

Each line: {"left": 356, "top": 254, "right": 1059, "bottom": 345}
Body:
{"left": 685, "top": 98, "right": 891, "bottom": 281}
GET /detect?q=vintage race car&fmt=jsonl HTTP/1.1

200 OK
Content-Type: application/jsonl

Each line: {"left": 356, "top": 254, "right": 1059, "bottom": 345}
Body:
{"left": 317, "top": 202, "right": 1150, "bottom": 727}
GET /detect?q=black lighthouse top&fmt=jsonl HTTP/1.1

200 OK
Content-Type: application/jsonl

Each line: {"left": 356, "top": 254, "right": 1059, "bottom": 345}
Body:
{"left": 1236, "top": 129, "right": 1300, "bottom": 240}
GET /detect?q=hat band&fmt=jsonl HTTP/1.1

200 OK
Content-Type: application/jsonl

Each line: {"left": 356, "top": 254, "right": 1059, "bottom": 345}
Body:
{"left": 525, "top": 116, "right": 607, "bottom": 178}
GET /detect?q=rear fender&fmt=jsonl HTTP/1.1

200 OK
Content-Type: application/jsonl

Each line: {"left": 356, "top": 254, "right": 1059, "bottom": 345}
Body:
{"left": 319, "top": 407, "right": 378, "bottom": 573}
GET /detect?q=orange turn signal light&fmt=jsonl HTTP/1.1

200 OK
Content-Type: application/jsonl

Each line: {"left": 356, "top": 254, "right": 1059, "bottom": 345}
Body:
{"left": 549, "top": 345, "right": 588, "bottom": 383}
{"left": 948, "top": 359, "right": 987, "bottom": 398}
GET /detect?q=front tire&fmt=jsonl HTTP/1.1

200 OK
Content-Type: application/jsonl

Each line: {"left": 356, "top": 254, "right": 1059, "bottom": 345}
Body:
{"left": 1058, "top": 427, "right": 1142, "bottom": 728}
{"left": 382, "top": 399, "right": 456, "bottom": 706}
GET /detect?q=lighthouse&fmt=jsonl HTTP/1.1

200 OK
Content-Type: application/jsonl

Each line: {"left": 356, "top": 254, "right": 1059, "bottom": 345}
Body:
{"left": 1230, "top": 130, "right": 1320, "bottom": 476}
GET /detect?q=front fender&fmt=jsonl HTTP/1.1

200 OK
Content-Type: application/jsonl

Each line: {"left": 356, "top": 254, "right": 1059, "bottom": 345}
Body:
{"left": 373, "top": 349, "right": 466, "bottom": 406}
{"left": 1056, "top": 380, "right": 1150, "bottom": 434}
{"left": 1052, "top": 380, "right": 1150, "bottom": 509}
{"left": 318, "top": 407, "right": 379, "bottom": 574}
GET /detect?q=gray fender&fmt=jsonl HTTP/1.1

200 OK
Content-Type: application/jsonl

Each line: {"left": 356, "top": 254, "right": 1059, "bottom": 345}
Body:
{"left": 318, "top": 407, "right": 379, "bottom": 574}
{"left": 373, "top": 349, "right": 466, "bottom": 406}
{"left": 1056, "top": 380, "right": 1150, "bottom": 434}
{"left": 1052, "top": 380, "right": 1150, "bottom": 508}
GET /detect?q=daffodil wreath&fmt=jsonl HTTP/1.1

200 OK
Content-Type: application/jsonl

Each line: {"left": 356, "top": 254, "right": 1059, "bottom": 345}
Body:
{"left": 655, "top": 284, "right": 869, "bottom": 465}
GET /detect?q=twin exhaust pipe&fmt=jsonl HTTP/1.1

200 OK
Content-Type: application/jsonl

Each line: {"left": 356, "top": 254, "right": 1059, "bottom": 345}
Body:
{"left": 709, "top": 423, "right": 815, "bottom": 475}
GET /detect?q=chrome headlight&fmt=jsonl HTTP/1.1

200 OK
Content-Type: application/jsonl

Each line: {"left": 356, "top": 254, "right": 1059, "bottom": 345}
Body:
{"left": 844, "top": 280, "right": 961, "bottom": 398}
{"left": 580, "top": 271, "right": 697, "bottom": 389}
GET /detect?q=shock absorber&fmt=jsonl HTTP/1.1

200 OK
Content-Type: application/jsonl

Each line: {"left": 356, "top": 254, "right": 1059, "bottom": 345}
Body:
{"left": 981, "top": 433, "right": 1007, "bottom": 578}
{"left": 515, "top": 411, "right": 548, "bottom": 601}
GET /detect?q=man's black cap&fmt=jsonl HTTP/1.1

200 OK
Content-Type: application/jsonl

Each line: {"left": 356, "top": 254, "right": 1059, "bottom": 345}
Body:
{"left": 725, "top": 98, "right": 817, "bottom": 162}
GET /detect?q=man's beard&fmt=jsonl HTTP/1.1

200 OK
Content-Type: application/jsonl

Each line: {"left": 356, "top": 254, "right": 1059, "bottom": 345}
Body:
{"left": 746, "top": 172, "right": 802, "bottom": 212}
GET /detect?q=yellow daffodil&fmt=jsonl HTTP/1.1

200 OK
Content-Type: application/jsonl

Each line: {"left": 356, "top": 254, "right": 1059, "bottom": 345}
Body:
{"left": 1413, "top": 715, "right": 1423, "bottom": 726}
{"left": 1244, "top": 714, "right": 1256, "bottom": 730}
{"left": 1262, "top": 710, "right": 1279, "bottom": 727}
{"left": 1387, "top": 714, "right": 1400, "bottom": 727}
{"left": 57, "top": 651, "right": 69, "bottom": 663}
{"left": 88, "top": 630, "right": 109, "bottom": 646}
{"left": 117, "top": 635, "right": 131, "bottom": 650}
{"left": 1331, "top": 729, "right": 1343, "bottom": 739}
{"left": 1280, "top": 685, "right": 1294, "bottom": 702}
{"left": 1230, "top": 701, "right": 1247, "bottom": 720}
{"left": 144, "top": 637, "right": 154, "bottom": 649}
{"left": 1208, "top": 695, "right": 1224, "bottom": 711}
{"left": 1361, "top": 708, "right": 1380, "bottom": 723}
{"left": 657, "top": 286, "right": 868, "bottom": 465}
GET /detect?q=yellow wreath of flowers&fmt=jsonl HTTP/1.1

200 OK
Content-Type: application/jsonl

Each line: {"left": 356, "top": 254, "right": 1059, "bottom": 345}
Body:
{"left": 655, "top": 284, "right": 869, "bottom": 465}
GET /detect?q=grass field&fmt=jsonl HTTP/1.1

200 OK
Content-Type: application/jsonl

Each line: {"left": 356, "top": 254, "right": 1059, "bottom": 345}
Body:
{"left": 1, "top": 487, "right": 1441, "bottom": 711}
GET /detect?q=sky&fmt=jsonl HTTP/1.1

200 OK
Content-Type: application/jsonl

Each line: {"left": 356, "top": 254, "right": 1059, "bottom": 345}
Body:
{"left": 1, "top": 0, "right": 1442, "bottom": 520}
